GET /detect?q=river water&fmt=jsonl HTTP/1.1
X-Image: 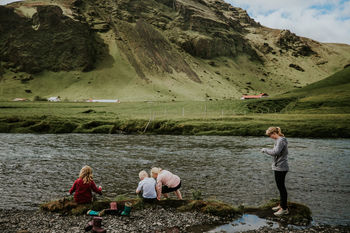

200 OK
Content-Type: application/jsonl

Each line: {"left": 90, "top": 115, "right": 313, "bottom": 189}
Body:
{"left": 0, "top": 134, "right": 349, "bottom": 225}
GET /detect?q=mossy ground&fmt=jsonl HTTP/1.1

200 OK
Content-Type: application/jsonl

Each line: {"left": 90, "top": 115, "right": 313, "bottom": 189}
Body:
{"left": 0, "top": 103, "right": 349, "bottom": 137}
{"left": 177, "top": 200, "right": 238, "bottom": 218}
{"left": 243, "top": 199, "right": 312, "bottom": 226}
{"left": 40, "top": 195, "right": 138, "bottom": 215}
{"left": 41, "top": 197, "right": 312, "bottom": 226}
{"left": 40, "top": 197, "right": 239, "bottom": 218}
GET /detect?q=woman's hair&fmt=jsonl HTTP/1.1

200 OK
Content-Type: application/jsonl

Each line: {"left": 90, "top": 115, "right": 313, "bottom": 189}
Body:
{"left": 266, "top": 127, "right": 284, "bottom": 137}
{"left": 139, "top": 170, "right": 149, "bottom": 179}
{"left": 79, "top": 165, "right": 93, "bottom": 184}
{"left": 151, "top": 167, "right": 162, "bottom": 175}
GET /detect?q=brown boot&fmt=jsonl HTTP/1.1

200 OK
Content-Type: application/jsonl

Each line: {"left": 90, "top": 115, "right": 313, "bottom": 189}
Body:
{"left": 92, "top": 217, "right": 106, "bottom": 233}
{"left": 84, "top": 219, "right": 93, "bottom": 231}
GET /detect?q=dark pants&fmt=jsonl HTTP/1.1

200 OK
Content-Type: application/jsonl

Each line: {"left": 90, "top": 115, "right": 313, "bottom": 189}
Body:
{"left": 143, "top": 198, "right": 157, "bottom": 204}
{"left": 162, "top": 181, "right": 181, "bottom": 194}
{"left": 274, "top": 171, "right": 288, "bottom": 210}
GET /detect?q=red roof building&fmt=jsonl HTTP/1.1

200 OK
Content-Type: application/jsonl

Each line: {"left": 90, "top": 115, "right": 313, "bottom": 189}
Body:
{"left": 241, "top": 93, "right": 269, "bottom": 100}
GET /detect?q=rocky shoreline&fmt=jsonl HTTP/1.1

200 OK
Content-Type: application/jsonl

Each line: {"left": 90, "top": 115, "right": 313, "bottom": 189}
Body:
{"left": 242, "top": 225, "right": 350, "bottom": 233}
{"left": 0, "top": 207, "right": 223, "bottom": 233}
{"left": 1, "top": 208, "right": 349, "bottom": 233}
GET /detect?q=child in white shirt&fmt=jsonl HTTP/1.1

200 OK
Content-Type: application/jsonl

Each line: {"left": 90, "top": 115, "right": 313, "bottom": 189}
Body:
{"left": 136, "top": 170, "right": 157, "bottom": 203}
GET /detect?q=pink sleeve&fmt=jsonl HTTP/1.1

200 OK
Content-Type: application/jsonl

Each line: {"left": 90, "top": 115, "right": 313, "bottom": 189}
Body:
{"left": 91, "top": 180, "right": 102, "bottom": 195}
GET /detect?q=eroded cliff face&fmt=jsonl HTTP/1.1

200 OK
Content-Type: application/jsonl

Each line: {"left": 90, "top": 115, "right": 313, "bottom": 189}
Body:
{"left": 0, "top": 0, "right": 263, "bottom": 77}
{"left": 0, "top": 4, "right": 108, "bottom": 74}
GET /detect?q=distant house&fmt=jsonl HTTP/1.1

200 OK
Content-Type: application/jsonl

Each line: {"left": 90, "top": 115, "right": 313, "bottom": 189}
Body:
{"left": 241, "top": 93, "right": 269, "bottom": 100}
{"left": 13, "top": 98, "right": 29, "bottom": 102}
{"left": 48, "top": 96, "right": 61, "bottom": 102}
{"left": 87, "top": 99, "right": 120, "bottom": 103}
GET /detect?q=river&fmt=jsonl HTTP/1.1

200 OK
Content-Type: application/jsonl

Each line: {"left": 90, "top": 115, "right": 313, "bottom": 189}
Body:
{"left": 0, "top": 134, "right": 349, "bottom": 225}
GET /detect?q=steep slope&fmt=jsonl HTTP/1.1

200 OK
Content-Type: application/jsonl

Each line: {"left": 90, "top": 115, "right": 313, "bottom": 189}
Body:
{"left": 240, "top": 66, "right": 350, "bottom": 114}
{"left": 282, "top": 66, "right": 350, "bottom": 113}
{"left": 0, "top": 0, "right": 349, "bottom": 101}
{"left": 0, "top": 5, "right": 106, "bottom": 73}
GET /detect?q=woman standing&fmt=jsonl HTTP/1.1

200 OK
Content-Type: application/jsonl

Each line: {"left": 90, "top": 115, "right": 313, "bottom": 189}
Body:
{"left": 261, "top": 127, "right": 289, "bottom": 216}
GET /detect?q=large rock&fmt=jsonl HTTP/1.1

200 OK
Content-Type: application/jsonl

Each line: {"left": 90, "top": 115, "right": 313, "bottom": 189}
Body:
{"left": 0, "top": 5, "right": 105, "bottom": 74}
{"left": 276, "top": 30, "right": 316, "bottom": 57}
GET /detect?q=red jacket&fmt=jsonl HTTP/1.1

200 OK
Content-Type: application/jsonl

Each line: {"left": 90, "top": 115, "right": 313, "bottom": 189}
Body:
{"left": 69, "top": 178, "right": 102, "bottom": 204}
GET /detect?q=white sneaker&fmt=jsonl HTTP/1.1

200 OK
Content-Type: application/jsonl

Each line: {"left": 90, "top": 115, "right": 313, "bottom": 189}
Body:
{"left": 272, "top": 205, "right": 281, "bottom": 211}
{"left": 274, "top": 208, "right": 289, "bottom": 216}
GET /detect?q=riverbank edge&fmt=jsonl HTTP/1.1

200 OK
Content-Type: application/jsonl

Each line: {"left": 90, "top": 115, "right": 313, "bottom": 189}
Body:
{"left": 1, "top": 115, "right": 349, "bottom": 138}
{"left": 4, "top": 209, "right": 349, "bottom": 233}
{"left": 40, "top": 197, "right": 312, "bottom": 226}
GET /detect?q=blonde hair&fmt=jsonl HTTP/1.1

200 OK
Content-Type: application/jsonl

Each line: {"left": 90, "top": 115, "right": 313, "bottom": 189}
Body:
{"left": 79, "top": 165, "right": 93, "bottom": 184}
{"left": 151, "top": 167, "right": 162, "bottom": 176}
{"left": 266, "top": 127, "right": 284, "bottom": 137}
{"left": 139, "top": 170, "right": 149, "bottom": 179}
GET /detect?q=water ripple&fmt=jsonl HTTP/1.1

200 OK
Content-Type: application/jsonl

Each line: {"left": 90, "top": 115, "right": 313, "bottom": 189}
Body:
{"left": 0, "top": 134, "right": 349, "bottom": 225}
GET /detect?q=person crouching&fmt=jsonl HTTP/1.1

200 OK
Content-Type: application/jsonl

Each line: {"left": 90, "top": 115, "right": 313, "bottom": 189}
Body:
{"left": 136, "top": 170, "right": 157, "bottom": 203}
{"left": 151, "top": 167, "right": 182, "bottom": 200}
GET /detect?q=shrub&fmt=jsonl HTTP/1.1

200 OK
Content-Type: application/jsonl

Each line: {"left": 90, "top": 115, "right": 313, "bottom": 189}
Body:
{"left": 33, "top": 96, "right": 47, "bottom": 101}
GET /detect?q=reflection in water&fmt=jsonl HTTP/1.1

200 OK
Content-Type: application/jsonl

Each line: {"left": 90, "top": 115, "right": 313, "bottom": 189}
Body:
{"left": 0, "top": 134, "right": 349, "bottom": 225}
{"left": 209, "top": 214, "right": 279, "bottom": 232}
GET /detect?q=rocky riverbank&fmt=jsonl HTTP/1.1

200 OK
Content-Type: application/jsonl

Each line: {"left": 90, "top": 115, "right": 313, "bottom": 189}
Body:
{"left": 1, "top": 209, "right": 350, "bottom": 233}
{"left": 0, "top": 207, "right": 222, "bottom": 233}
{"left": 242, "top": 225, "right": 350, "bottom": 233}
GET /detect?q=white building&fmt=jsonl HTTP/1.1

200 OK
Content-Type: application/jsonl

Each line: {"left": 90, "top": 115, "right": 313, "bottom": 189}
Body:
{"left": 48, "top": 96, "right": 61, "bottom": 102}
{"left": 87, "top": 99, "right": 120, "bottom": 103}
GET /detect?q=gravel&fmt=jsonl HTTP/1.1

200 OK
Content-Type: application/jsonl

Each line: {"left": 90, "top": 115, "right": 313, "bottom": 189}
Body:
{"left": 0, "top": 206, "right": 222, "bottom": 233}
{"left": 1, "top": 208, "right": 349, "bottom": 233}
{"left": 240, "top": 225, "right": 350, "bottom": 233}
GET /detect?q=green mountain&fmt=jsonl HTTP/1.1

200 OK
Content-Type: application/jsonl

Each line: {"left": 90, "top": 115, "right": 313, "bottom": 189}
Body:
{"left": 1, "top": 0, "right": 350, "bottom": 101}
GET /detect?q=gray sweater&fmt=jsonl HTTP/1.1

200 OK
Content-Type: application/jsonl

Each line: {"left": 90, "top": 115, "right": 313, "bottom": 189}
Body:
{"left": 264, "top": 137, "right": 289, "bottom": 171}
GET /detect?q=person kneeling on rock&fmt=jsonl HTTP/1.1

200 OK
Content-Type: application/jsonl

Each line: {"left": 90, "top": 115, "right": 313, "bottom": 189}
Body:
{"left": 69, "top": 165, "right": 102, "bottom": 204}
{"left": 136, "top": 170, "right": 157, "bottom": 203}
{"left": 151, "top": 167, "right": 182, "bottom": 200}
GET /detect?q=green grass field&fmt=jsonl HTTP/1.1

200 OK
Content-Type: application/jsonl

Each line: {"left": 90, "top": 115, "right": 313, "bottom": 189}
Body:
{"left": 0, "top": 67, "right": 349, "bottom": 137}
{"left": 0, "top": 100, "right": 349, "bottom": 137}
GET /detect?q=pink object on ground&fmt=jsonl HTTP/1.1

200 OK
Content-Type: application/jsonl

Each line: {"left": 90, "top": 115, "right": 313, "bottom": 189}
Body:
{"left": 110, "top": 202, "right": 117, "bottom": 210}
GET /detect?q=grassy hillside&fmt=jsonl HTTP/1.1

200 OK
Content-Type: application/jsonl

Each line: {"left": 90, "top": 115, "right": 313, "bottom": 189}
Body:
{"left": 0, "top": 68, "right": 349, "bottom": 137}
{"left": 1, "top": 68, "right": 349, "bottom": 138}
{"left": 239, "top": 67, "right": 350, "bottom": 114}
{"left": 0, "top": 0, "right": 350, "bottom": 102}
{"left": 0, "top": 1, "right": 349, "bottom": 137}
